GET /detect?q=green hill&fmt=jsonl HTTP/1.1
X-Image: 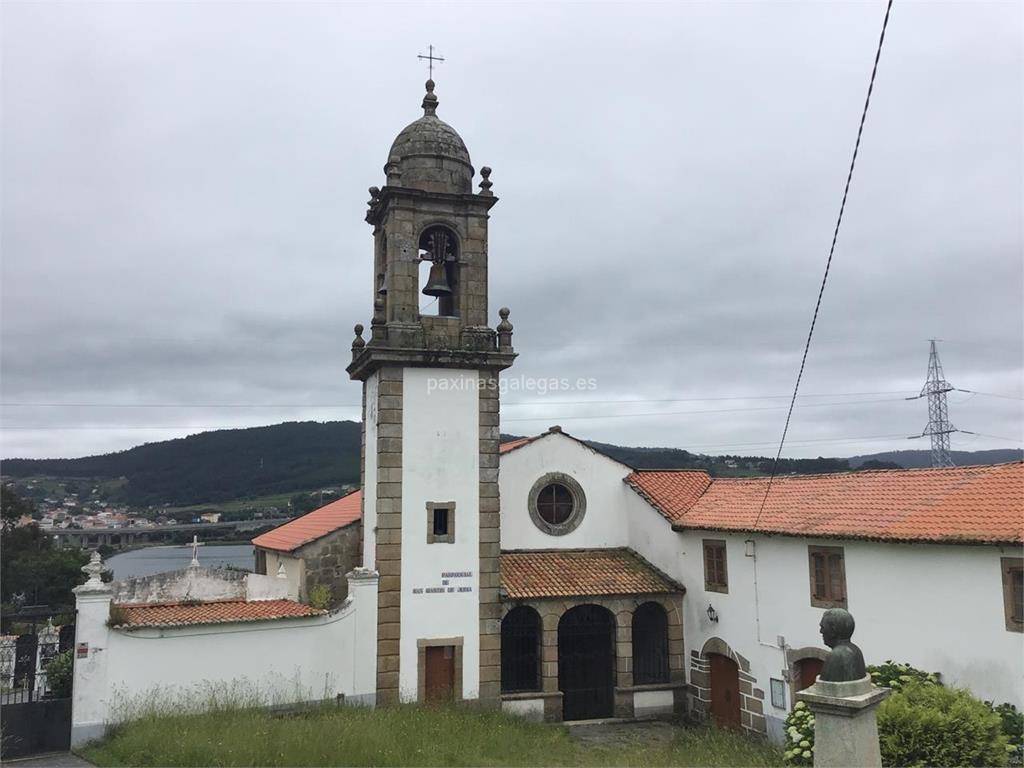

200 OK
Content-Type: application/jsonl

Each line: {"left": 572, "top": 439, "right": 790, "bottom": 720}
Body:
{"left": 1, "top": 421, "right": 362, "bottom": 507}
{"left": 2, "top": 421, "right": 1018, "bottom": 509}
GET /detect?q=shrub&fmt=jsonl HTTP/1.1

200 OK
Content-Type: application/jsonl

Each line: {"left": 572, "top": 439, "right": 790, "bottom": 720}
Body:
{"left": 869, "top": 660, "right": 941, "bottom": 691}
{"left": 782, "top": 701, "right": 814, "bottom": 766}
{"left": 988, "top": 702, "right": 1024, "bottom": 767}
{"left": 45, "top": 649, "right": 73, "bottom": 698}
{"left": 784, "top": 662, "right": 1007, "bottom": 768}
{"left": 877, "top": 681, "right": 1009, "bottom": 768}
{"left": 308, "top": 584, "right": 331, "bottom": 610}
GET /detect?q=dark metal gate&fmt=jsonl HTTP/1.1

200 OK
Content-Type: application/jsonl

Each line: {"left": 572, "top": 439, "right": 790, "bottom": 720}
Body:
{"left": 558, "top": 604, "right": 615, "bottom": 721}
{"left": 0, "top": 605, "right": 76, "bottom": 759}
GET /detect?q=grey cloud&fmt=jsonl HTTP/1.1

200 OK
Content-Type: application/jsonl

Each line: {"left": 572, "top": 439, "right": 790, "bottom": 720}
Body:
{"left": 1, "top": 1, "right": 1020, "bottom": 460}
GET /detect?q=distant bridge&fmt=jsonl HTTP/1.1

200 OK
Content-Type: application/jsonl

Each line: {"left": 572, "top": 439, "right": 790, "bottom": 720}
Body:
{"left": 50, "top": 518, "right": 292, "bottom": 550}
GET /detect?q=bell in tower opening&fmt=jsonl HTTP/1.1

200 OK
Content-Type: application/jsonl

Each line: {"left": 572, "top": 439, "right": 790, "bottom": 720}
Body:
{"left": 419, "top": 225, "right": 457, "bottom": 316}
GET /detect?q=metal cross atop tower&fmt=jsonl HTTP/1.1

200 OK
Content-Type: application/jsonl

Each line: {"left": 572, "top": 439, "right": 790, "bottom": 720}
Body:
{"left": 417, "top": 45, "right": 445, "bottom": 79}
{"left": 910, "top": 340, "right": 957, "bottom": 467}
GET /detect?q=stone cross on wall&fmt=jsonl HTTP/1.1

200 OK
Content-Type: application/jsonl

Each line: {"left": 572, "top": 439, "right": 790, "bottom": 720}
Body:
{"left": 189, "top": 535, "right": 204, "bottom": 568}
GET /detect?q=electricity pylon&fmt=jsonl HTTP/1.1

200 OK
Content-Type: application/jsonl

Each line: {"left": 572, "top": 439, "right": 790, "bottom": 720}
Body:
{"left": 909, "top": 340, "right": 957, "bottom": 467}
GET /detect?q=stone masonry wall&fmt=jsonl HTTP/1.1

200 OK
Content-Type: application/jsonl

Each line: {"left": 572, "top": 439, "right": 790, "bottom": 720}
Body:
{"left": 478, "top": 373, "right": 502, "bottom": 706}
{"left": 374, "top": 365, "right": 404, "bottom": 704}
{"left": 297, "top": 522, "right": 362, "bottom": 604}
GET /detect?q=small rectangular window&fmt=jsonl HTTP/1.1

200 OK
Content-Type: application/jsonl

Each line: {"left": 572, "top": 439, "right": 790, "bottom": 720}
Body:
{"left": 808, "top": 545, "right": 847, "bottom": 608}
{"left": 1002, "top": 557, "right": 1023, "bottom": 632}
{"left": 426, "top": 502, "right": 455, "bottom": 544}
{"left": 703, "top": 539, "right": 728, "bottom": 593}
{"left": 433, "top": 508, "right": 449, "bottom": 537}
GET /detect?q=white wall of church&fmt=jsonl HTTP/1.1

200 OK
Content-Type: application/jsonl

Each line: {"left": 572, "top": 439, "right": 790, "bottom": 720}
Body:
{"left": 362, "top": 371, "right": 379, "bottom": 570}
{"left": 675, "top": 530, "right": 1024, "bottom": 730}
{"left": 399, "top": 367, "right": 480, "bottom": 701}
{"left": 499, "top": 434, "right": 633, "bottom": 550}
{"left": 71, "top": 573, "right": 379, "bottom": 746}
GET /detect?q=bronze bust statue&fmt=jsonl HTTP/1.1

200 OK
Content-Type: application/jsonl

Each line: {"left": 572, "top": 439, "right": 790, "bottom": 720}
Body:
{"left": 819, "top": 607, "right": 866, "bottom": 682}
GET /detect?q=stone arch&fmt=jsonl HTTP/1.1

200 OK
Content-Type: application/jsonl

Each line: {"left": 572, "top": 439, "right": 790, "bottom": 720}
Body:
{"left": 691, "top": 636, "right": 766, "bottom": 736}
{"left": 558, "top": 604, "right": 616, "bottom": 721}
{"left": 501, "top": 605, "right": 542, "bottom": 693}
{"left": 785, "top": 646, "right": 830, "bottom": 694}
{"left": 633, "top": 602, "right": 669, "bottom": 684}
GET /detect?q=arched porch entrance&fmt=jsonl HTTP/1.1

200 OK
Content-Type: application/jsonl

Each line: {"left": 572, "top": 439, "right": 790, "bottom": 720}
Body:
{"left": 558, "top": 604, "right": 615, "bottom": 721}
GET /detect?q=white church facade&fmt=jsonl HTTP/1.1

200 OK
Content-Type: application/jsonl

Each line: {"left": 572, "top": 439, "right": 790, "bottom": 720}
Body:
{"left": 71, "top": 80, "right": 1023, "bottom": 747}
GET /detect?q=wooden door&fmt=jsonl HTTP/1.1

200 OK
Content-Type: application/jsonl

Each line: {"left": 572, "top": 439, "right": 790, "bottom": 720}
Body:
{"left": 708, "top": 653, "right": 741, "bottom": 728}
{"left": 424, "top": 645, "right": 455, "bottom": 704}
{"left": 796, "top": 658, "right": 824, "bottom": 691}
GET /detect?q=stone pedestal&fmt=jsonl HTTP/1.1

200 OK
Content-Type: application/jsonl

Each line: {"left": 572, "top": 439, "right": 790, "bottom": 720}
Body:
{"left": 795, "top": 675, "right": 889, "bottom": 768}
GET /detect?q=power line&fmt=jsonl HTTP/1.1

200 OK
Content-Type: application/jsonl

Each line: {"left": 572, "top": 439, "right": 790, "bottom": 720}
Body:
{"left": 752, "top": 0, "right": 895, "bottom": 531}
{"left": 0, "top": 395, "right": 919, "bottom": 430}
{"left": 3, "top": 389, "right": 1020, "bottom": 411}
{"left": 0, "top": 388, "right": 964, "bottom": 408}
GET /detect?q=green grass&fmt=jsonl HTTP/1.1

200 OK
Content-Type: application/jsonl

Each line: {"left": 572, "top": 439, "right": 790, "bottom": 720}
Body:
{"left": 82, "top": 705, "right": 783, "bottom": 767}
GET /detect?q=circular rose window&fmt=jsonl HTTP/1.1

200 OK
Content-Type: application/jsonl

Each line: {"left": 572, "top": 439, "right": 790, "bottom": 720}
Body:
{"left": 528, "top": 473, "right": 586, "bottom": 535}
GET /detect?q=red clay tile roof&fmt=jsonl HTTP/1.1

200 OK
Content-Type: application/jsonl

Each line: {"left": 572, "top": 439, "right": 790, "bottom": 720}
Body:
{"left": 500, "top": 549, "right": 682, "bottom": 599}
{"left": 500, "top": 437, "right": 536, "bottom": 453}
{"left": 626, "top": 470, "right": 712, "bottom": 522}
{"left": 253, "top": 440, "right": 534, "bottom": 552}
{"left": 111, "top": 599, "right": 323, "bottom": 629}
{"left": 627, "top": 462, "right": 1024, "bottom": 545}
{"left": 252, "top": 490, "right": 362, "bottom": 552}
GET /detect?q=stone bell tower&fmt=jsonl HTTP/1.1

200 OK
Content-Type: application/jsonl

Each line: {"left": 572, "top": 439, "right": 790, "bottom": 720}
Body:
{"left": 347, "top": 79, "right": 515, "bottom": 707}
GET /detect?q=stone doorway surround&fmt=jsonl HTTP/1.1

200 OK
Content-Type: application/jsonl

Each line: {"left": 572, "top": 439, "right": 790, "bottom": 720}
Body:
{"left": 499, "top": 594, "right": 685, "bottom": 722}
{"left": 417, "top": 637, "right": 464, "bottom": 703}
{"left": 784, "top": 646, "right": 830, "bottom": 697}
{"left": 690, "top": 637, "right": 767, "bottom": 736}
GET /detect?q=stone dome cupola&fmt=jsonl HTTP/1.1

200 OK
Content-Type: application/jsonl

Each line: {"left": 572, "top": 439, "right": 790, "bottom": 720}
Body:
{"left": 385, "top": 80, "right": 474, "bottom": 194}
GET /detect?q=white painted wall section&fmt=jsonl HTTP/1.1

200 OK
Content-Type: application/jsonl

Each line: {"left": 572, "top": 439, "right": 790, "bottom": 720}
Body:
{"left": 676, "top": 531, "right": 1024, "bottom": 727}
{"left": 71, "top": 570, "right": 379, "bottom": 746}
{"left": 499, "top": 433, "right": 633, "bottom": 551}
{"left": 399, "top": 368, "right": 480, "bottom": 701}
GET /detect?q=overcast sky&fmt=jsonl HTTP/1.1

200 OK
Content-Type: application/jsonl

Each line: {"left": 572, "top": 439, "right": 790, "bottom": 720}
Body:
{"left": 2, "top": 1, "right": 1021, "bottom": 461}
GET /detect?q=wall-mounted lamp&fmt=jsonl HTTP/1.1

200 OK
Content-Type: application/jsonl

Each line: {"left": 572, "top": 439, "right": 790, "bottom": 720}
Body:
{"left": 706, "top": 604, "right": 719, "bottom": 623}
{"left": 745, "top": 539, "right": 756, "bottom": 557}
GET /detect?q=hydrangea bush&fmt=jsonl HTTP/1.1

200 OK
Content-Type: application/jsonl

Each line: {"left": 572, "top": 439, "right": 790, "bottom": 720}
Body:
{"left": 868, "top": 660, "right": 941, "bottom": 690}
{"left": 782, "top": 661, "right": 1014, "bottom": 768}
{"left": 782, "top": 701, "right": 815, "bottom": 766}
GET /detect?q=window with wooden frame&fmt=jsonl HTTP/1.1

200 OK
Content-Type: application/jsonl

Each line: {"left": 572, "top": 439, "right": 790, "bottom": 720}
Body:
{"left": 1002, "top": 557, "right": 1023, "bottom": 632}
{"left": 703, "top": 539, "right": 728, "bottom": 593}
{"left": 426, "top": 502, "right": 455, "bottom": 544}
{"left": 808, "top": 545, "right": 847, "bottom": 608}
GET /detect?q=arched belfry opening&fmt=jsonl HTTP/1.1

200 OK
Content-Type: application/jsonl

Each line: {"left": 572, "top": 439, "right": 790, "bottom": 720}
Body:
{"left": 418, "top": 225, "right": 458, "bottom": 317}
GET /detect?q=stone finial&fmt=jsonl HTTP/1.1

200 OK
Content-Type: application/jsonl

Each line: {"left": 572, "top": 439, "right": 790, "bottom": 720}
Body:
{"left": 496, "top": 306, "right": 514, "bottom": 350}
{"left": 422, "top": 79, "right": 438, "bottom": 116}
{"left": 276, "top": 562, "right": 288, "bottom": 580}
{"left": 351, "top": 324, "right": 366, "bottom": 356}
{"left": 81, "top": 550, "right": 107, "bottom": 587}
{"left": 479, "top": 167, "right": 493, "bottom": 196}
